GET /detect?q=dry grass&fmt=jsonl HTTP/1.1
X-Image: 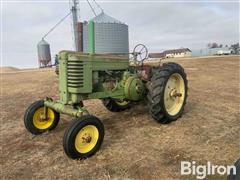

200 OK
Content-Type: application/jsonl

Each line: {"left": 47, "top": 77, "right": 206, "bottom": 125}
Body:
{"left": 0, "top": 66, "right": 20, "bottom": 73}
{"left": 1, "top": 56, "right": 240, "bottom": 180}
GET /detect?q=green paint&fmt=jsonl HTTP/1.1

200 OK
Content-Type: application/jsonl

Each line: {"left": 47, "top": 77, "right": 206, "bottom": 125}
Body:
{"left": 88, "top": 21, "right": 95, "bottom": 54}
{"left": 53, "top": 50, "right": 147, "bottom": 118}
{"left": 124, "top": 76, "right": 145, "bottom": 101}
{"left": 58, "top": 51, "right": 69, "bottom": 104}
{"left": 44, "top": 99, "right": 88, "bottom": 117}
{"left": 58, "top": 51, "right": 129, "bottom": 100}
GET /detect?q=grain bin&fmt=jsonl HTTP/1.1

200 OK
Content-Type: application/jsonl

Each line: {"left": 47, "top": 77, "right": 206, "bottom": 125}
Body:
{"left": 83, "top": 12, "right": 129, "bottom": 55}
{"left": 37, "top": 39, "right": 52, "bottom": 67}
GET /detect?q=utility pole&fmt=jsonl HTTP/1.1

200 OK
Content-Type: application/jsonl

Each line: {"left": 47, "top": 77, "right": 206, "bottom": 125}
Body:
{"left": 71, "top": 0, "right": 79, "bottom": 51}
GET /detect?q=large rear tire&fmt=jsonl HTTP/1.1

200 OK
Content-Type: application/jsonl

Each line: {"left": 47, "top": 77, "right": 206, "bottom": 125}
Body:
{"left": 147, "top": 62, "right": 188, "bottom": 123}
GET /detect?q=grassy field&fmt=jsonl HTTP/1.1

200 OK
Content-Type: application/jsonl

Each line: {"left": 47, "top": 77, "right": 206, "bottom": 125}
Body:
{"left": 1, "top": 56, "right": 239, "bottom": 179}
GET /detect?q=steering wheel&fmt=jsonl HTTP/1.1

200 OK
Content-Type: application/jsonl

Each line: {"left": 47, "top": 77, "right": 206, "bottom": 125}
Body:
{"left": 132, "top": 44, "right": 148, "bottom": 64}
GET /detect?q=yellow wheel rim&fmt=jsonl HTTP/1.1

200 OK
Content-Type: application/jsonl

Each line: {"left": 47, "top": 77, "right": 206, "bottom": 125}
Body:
{"left": 75, "top": 125, "right": 99, "bottom": 154}
{"left": 115, "top": 100, "right": 129, "bottom": 106}
{"left": 33, "top": 107, "right": 55, "bottom": 129}
{"left": 164, "top": 73, "right": 185, "bottom": 116}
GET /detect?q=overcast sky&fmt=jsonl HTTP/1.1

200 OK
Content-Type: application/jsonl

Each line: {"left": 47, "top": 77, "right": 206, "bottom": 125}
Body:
{"left": 1, "top": 0, "right": 239, "bottom": 68}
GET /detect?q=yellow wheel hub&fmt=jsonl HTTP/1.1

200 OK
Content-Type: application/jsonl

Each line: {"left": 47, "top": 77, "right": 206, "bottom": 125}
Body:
{"left": 164, "top": 73, "right": 185, "bottom": 116}
{"left": 33, "top": 107, "right": 55, "bottom": 129}
{"left": 75, "top": 125, "right": 99, "bottom": 154}
{"left": 115, "top": 100, "right": 129, "bottom": 106}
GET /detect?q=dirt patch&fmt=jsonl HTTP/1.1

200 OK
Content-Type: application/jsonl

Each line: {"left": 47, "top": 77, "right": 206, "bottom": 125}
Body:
{"left": 1, "top": 56, "right": 240, "bottom": 179}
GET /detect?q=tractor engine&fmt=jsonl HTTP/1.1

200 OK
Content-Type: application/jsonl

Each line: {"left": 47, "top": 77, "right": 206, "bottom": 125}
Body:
{"left": 57, "top": 50, "right": 145, "bottom": 106}
{"left": 94, "top": 70, "right": 123, "bottom": 92}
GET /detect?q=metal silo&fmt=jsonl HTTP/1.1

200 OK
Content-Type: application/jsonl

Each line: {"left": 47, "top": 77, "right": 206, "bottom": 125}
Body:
{"left": 37, "top": 39, "right": 52, "bottom": 67}
{"left": 83, "top": 21, "right": 89, "bottom": 53}
{"left": 83, "top": 12, "right": 129, "bottom": 55}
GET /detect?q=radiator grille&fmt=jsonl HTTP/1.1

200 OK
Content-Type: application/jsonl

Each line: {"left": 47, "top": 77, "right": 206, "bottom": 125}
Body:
{"left": 67, "top": 60, "right": 84, "bottom": 88}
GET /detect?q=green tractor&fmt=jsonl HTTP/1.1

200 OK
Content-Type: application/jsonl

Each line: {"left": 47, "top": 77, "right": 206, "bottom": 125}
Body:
{"left": 24, "top": 44, "right": 188, "bottom": 159}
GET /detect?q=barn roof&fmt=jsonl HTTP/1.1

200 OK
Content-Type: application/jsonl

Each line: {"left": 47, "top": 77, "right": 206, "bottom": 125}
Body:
{"left": 149, "top": 53, "right": 165, "bottom": 58}
{"left": 164, "top": 48, "right": 191, "bottom": 54}
{"left": 149, "top": 48, "right": 191, "bottom": 58}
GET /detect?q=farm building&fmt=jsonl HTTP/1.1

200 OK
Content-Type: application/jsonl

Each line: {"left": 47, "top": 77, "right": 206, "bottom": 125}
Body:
{"left": 148, "top": 52, "right": 165, "bottom": 58}
{"left": 149, "top": 48, "right": 192, "bottom": 59}
{"left": 191, "top": 47, "right": 233, "bottom": 56}
{"left": 208, "top": 47, "right": 232, "bottom": 55}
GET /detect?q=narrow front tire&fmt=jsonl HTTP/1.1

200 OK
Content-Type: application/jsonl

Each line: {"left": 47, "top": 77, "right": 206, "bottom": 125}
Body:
{"left": 63, "top": 115, "right": 104, "bottom": 159}
{"left": 24, "top": 100, "right": 60, "bottom": 135}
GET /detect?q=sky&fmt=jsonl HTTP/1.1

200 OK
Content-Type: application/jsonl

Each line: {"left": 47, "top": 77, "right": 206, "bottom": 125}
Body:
{"left": 1, "top": 0, "right": 239, "bottom": 68}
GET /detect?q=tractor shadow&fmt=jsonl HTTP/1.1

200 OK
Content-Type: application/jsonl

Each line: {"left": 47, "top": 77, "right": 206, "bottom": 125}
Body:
{"left": 100, "top": 102, "right": 150, "bottom": 147}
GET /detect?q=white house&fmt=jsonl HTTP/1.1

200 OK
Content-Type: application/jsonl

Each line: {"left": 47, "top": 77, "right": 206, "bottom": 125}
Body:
{"left": 164, "top": 48, "right": 192, "bottom": 58}
{"left": 149, "top": 48, "right": 192, "bottom": 59}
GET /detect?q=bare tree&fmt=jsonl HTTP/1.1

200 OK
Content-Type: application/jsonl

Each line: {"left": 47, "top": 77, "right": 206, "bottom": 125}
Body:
{"left": 231, "top": 43, "right": 239, "bottom": 54}
{"left": 207, "top": 42, "right": 219, "bottom": 48}
{"left": 211, "top": 42, "right": 218, "bottom": 48}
